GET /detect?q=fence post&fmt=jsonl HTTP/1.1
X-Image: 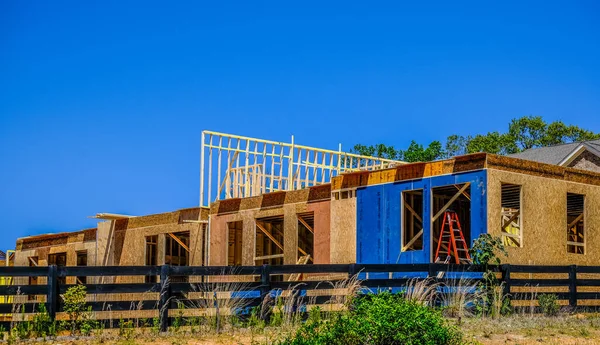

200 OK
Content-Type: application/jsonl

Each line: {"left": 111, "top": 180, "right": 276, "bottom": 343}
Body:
{"left": 46, "top": 265, "right": 58, "bottom": 321}
{"left": 159, "top": 264, "right": 171, "bottom": 332}
{"left": 569, "top": 264, "right": 577, "bottom": 310}
{"left": 501, "top": 264, "right": 511, "bottom": 299}
{"left": 259, "top": 264, "right": 271, "bottom": 321}
{"left": 428, "top": 263, "right": 436, "bottom": 279}
{"left": 348, "top": 263, "right": 358, "bottom": 278}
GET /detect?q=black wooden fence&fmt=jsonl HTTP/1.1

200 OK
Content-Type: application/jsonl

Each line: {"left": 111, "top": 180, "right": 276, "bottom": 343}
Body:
{"left": 1, "top": 264, "right": 599, "bottom": 331}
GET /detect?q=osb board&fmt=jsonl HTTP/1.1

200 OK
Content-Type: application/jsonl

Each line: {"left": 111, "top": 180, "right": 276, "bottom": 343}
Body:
{"left": 210, "top": 185, "right": 332, "bottom": 215}
{"left": 112, "top": 222, "right": 204, "bottom": 269}
{"left": 308, "top": 200, "right": 331, "bottom": 264}
{"left": 487, "top": 169, "right": 600, "bottom": 265}
{"left": 330, "top": 197, "right": 357, "bottom": 264}
{"left": 113, "top": 207, "right": 207, "bottom": 230}
{"left": 18, "top": 228, "right": 97, "bottom": 251}
{"left": 209, "top": 201, "right": 331, "bottom": 266}
{"left": 331, "top": 153, "right": 488, "bottom": 190}
{"left": 16, "top": 207, "right": 208, "bottom": 253}
{"left": 486, "top": 154, "right": 600, "bottom": 186}
{"left": 330, "top": 153, "right": 600, "bottom": 192}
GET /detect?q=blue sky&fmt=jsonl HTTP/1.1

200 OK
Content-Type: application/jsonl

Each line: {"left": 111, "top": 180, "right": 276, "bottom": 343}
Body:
{"left": 1, "top": 1, "right": 599, "bottom": 249}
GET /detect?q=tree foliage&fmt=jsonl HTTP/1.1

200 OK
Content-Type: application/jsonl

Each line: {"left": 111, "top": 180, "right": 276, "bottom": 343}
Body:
{"left": 352, "top": 116, "right": 600, "bottom": 162}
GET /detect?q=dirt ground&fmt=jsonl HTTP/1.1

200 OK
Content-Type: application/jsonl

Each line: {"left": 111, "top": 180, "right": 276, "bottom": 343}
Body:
{"left": 13, "top": 315, "right": 600, "bottom": 344}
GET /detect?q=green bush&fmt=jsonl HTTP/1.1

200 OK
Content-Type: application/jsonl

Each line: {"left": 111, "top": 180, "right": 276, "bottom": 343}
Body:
{"left": 278, "top": 293, "right": 463, "bottom": 345}
{"left": 62, "top": 285, "right": 98, "bottom": 335}
{"left": 538, "top": 294, "right": 560, "bottom": 316}
{"left": 31, "top": 303, "right": 57, "bottom": 337}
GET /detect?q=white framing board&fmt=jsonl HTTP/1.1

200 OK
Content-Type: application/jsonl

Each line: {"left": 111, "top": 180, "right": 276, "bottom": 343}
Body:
{"left": 199, "top": 130, "right": 404, "bottom": 207}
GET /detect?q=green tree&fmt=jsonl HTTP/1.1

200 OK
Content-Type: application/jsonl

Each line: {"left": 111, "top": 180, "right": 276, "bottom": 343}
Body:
{"left": 351, "top": 143, "right": 399, "bottom": 160}
{"left": 466, "top": 132, "right": 517, "bottom": 155}
{"left": 444, "top": 134, "right": 469, "bottom": 158}
{"left": 354, "top": 116, "right": 600, "bottom": 162}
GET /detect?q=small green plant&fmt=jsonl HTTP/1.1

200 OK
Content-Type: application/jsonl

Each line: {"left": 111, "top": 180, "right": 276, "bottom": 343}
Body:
{"left": 171, "top": 302, "right": 185, "bottom": 332}
{"left": 62, "top": 284, "right": 91, "bottom": 335}
{"left": 7, "top": 328, "right": 18, "bottom": 345}
{"left": 307, "top": 306, "right": 322, "bottom": 325}
{"left": 579, "top": 327, "right": 591, "bottom": 337}
{"left": 470, "top": 234, "right": 508, "bottom": 284}
{"left": 247, "top": 306, "right": 265, "bottom": 331}
{"left": 118, "top": 319, "right": 134, "bottom": 339}
{"left": 151, "top": 317, "right": 160, "bottom": 335}
{"left": 270, "top": 297, "right": 284, "bottom": 327}
{"left": 31, "top": 303, "right": 57, "bottom": 337}
{"left": 538, "top": 294, "right": 559, "bottom": 316}
{"left": 13, "top": 305, "right": 32, "bottom": 339}
{"left": 469, "top": 234, "right": 510, "bottom": 317}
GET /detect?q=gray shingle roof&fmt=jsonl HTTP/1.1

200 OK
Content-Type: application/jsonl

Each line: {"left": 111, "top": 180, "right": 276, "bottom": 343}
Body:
{"left": 508, "top": 139, "right": 600, "bottom": 165}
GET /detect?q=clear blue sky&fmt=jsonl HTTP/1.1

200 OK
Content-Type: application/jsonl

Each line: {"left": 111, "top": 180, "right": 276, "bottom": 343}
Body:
{"left": 1, "top": 1, "right": 599, "bottom": 249}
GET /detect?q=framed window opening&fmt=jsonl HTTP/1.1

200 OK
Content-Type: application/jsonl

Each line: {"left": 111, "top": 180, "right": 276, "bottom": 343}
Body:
{"left": 401, "top": 189, "right": 424, "bottom": 251}
{"left": 145, "top": 235, "right": 158, "bottom": 283}
{"left": 567, "top": 193, "right": 585, "bottom": 254}
{"left": 227, "top": 221, "right": 243, "bottom": 266}
{"left": 76, "top": 251, "right": 87, "bottom": 284}
{"left": 501, "top": 183, "right": 522, "bottom": 248}
{"left": 165, "top": 231, "right": 190, "bottom": 282}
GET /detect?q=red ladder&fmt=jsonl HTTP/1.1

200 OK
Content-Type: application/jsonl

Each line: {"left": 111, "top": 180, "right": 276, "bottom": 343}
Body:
{"left": 434, "top": 210, "right": 472, "bottom": 264}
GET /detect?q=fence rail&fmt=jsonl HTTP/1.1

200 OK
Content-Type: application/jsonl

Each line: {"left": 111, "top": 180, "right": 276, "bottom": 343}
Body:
{"left": 1, "top": 264, "right": 599, "bottom": 331}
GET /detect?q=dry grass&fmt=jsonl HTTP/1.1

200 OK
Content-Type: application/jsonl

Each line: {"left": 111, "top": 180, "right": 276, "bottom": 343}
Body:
{"left": 461, "top": 314, "right": 600, "bottom": 344}
{"left": 438, "top": 276, "right": 482, "bottom": 318}
{"left": 402, "top": 277, "right": 438, "bottom": 306}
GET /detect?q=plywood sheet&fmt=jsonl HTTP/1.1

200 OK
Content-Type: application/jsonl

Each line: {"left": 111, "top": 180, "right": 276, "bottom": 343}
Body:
{"left": 487, "top": 169, "right": 600, "bottom": 265}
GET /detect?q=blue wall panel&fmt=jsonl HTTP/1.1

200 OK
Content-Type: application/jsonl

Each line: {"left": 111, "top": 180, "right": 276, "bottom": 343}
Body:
{"left": 356, "top": 170, "right": 487, "bottom": 265}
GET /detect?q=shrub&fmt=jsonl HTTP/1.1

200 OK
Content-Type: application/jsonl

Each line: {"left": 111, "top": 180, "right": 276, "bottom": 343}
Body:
{"left": 278, "top": 293, "right": 463, "bottom": 345}
{"left": 538, "top": 294, "right": 559, "bottom": 316}
{"left": 62, "top": 285, "right": 97, "bottom": 335}
{"left": 31, "top": 303, "right": 57, "bottom": 337}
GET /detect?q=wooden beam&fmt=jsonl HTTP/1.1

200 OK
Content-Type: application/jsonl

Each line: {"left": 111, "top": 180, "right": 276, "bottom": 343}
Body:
{"left": 218, "top": 151, "right": 239, "bottom": 197}
{"left": 432, "top": 183, "right": 470, "bottom": 222}
{"left": 568, "top": 213, "right": 584, "bottom": 229}
{"left": 254, "top": 254, "right": 284, "bottom": 261}
{"left": 297, "top": 216, "right": 314, "bottom": 234}
{"left": 455, "top": 185, "right": 471, "bottom": 201}
{"left": 501, "top": 211, "right": 520, "bottom": 230}
{"left": 402, "top": 229, "right": 423, "bottom": 251}
{"left": 168, "top": 233, "right": 190, "bottom": 253}
{"left": 28, "top": 257, "right": 38, "bottom": 266}
{"left": 256, "top": 222, "right": 284, "bottom": 251}
{"left": 404, "top": 202, "right": 423, "bottom": 223}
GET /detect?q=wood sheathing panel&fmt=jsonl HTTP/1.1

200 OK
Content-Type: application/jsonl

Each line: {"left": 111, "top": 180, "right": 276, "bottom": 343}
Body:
{"left": 209, "top": 186, "right": 332, "bottom": 266}
{"left": 14, "top": 207, "right": 209, "bottom": 286}
{"left": 17, "top": 228, "right": 97, "bottom": 251}
{"left": 330, "top": 197, "right": 356, "bottom": 264}
{"left": 331, "top": 153, "right": 488, "bottom": 190}
{"left": 210, "top": 184, "right": 331, "bottom": 215}
{"left": 330, "top": 153, "right": 600, "bottom": 191}
{"left": 487, "top": 168, "right": 600, "bottom": 265}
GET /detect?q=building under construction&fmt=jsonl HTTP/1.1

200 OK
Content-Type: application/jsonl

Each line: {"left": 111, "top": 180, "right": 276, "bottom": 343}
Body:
{"left": 13, "top": 131, "right": 600, "bottom": 273}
